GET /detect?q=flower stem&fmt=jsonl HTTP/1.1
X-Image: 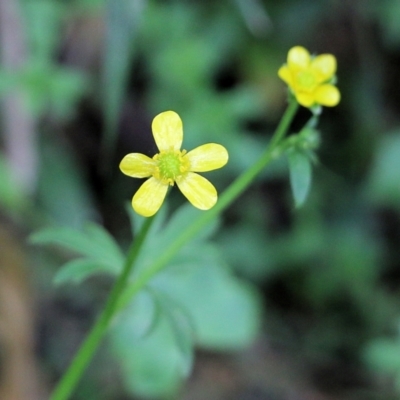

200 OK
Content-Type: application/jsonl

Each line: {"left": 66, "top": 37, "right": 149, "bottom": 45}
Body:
{"left": 49, "top": 216, "right": 155, "bottom": 400}
{"left": 117, "top": 98, "right": 299, "bottom": 309}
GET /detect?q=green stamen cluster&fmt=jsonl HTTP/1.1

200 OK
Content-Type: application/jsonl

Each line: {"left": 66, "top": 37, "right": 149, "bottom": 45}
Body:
{"left": 296, "top": 70, "right": 316, "bottom": 90}
{"left": 153, "top": 150, "right": 189, "bottom": 185}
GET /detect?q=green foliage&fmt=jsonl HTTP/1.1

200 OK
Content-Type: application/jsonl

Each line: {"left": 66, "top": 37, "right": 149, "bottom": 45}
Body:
{"left": 283, "top": 124, "right": 319, "bottom": 207}
{"left": 30, "top": 222, "right": 124, "bottom": 284}
{"left": 0, "top": 0, "right": 90, "bottom": 118}
{"left": 363, "top": 331, "right": 400, "bottom": 393}
{"left": 21, "top": 0, "right": 64, "bottom": 60}
{"left": 113, "top": 265, "right": 258, "bottom": 399}
{"left": 134, "top": 204, "right": 260, "bottom": 329}
{"left": 150, "top": 257, "right": 260, "bottom": 350}
{"left": 367, "top": 131, "right": 400, "bottom": 208}
{"left": 364, "top": 336, "right": 400, "bottom": 376}
{"left": 16, "top": 60, "right": 89, "bottom": 117}
{"left": 217, "top": 221, "right": 273, "bottom": 281}
{"left": 0, "top": 153, "right": 26, "bottom": 213}
{"left": 128, "top": 203, "right": 220, "bottom": 278}
{"left": 368, "top": 0, "right": 400, "bottom": 49}
{"left": 36, "top": 139, "right": 96, "bottom": 228}
{"left": 111, "top": 289, "right": 194, "bottom": 398}
{"left": 31, "top": 203, "right": 261, "bottom": 397}
{"left": 287, "top": 149, "right": 312, "bottom": 208}
{"left": 102, "top": 0, "right": 144, "bottom": 157}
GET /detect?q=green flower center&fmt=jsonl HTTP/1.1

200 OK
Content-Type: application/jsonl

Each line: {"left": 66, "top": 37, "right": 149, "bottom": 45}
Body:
{"left": 153, "top": 150, "right": 190, "bottom": 185}
{"left": 295, "top": 70, "right": 317, "bottom": 91}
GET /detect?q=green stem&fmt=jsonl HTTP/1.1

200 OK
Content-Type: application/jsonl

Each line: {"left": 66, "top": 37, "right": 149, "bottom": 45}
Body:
{"left": 117, "top": 99, "right": 299, "bottom": 309}
{"left": 49, "top": 216, "right": 155, "bottom": 400}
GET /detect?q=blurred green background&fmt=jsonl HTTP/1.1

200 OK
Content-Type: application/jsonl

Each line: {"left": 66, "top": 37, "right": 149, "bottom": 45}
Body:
{"left": 2, "top": 0, "right": 400, "bottom": 399}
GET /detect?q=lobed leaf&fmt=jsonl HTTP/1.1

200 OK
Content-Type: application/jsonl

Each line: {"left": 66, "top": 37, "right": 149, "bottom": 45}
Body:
{"left": 30, "top": 224, "right": 124, "bottom": 267}
{"left": 110, "top": 289, "right": 194, "bottom": 398}
{"left": 53, "top": 258, "right": 119, "bottom": 286}
{"left": 151, "top": 260, "right": 262, "bottom": 350}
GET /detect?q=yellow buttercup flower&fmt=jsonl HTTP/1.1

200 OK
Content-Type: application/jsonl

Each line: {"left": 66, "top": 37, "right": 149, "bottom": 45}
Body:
{"left": 278, "top": 46, "right": 340, "bottom": 108}
{"left": 120, "top": 111, "right": 229, "bottom": 217}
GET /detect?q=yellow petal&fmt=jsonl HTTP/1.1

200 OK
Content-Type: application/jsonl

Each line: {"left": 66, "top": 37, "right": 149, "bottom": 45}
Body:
{"left": 314, "top": 84, "right": 340, "bottom": 106}
{"left": 151, "top": 110, "right": 183, "bottom": 152}
{"left": 119, "top": 153, "right": 155, "bottom": 178}
{"left": 296, "top": 92, "right": 315, "bottom": 108}
{"left": 176, "top": 172, "right": 217, "bottom": 210}
{"left": 287, "top": 46, "right": 310, "bottom": 70}
{"left": 185, "top": 143, "right": 228, "bottom": 172}
{"left": 132, "top": 177, "right": 169, "bottom": 217}
{"left": 278, "top": 65, "right": 293, "bottom": 86}
{"left": 311, "top": 54, "right": 337, "bottom": 83}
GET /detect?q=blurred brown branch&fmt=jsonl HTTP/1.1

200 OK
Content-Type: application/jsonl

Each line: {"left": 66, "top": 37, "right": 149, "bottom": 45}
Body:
{"left": 0, "top": 0, "right": 37, "bottom": 194}
{"left": 0, "top": 222, "right": 45, "bottom": 400}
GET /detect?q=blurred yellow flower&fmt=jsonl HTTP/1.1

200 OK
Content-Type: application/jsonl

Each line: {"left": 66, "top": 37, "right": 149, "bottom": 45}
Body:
{"left": 120, "top": 111, "right": 229, "bottom": 217}
{"left": 278, "top": 46, "right": 340, "bottom": 108}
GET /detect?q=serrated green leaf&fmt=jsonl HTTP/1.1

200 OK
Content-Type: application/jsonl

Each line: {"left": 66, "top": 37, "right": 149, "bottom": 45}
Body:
{"left": 288, "top": 150, "right": 312, "bottom": 208}
{"left": 152, "top": 261, "right": 261, "bottom": 350}
{"left": 31, "top": 222, "right": 124, "bottom": 285}
{"left": 120, "top": 289, "right": 158, "bottom": 339}
{"left": 53, "top": 258, "right": 119, "bottom": 286}
{"left": 151, "top": 290, "right": 194, "bottom": 376}
{"left": 30, "top": 227, "right": 95, "bottom": 255}
{"left": 167, "top": 312, "right": 193, "bottom": 377}
{"left": 84, "top": 223, "right": 125, "bottom": 264}
{"left": 110, "top": 291, "right": 192, "bottom": 398}
{"left": 123, "top": 203, "right": 261, "bottom": 352}
{"left": 30, "top": 223, "right": 124, "bottom": 268}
